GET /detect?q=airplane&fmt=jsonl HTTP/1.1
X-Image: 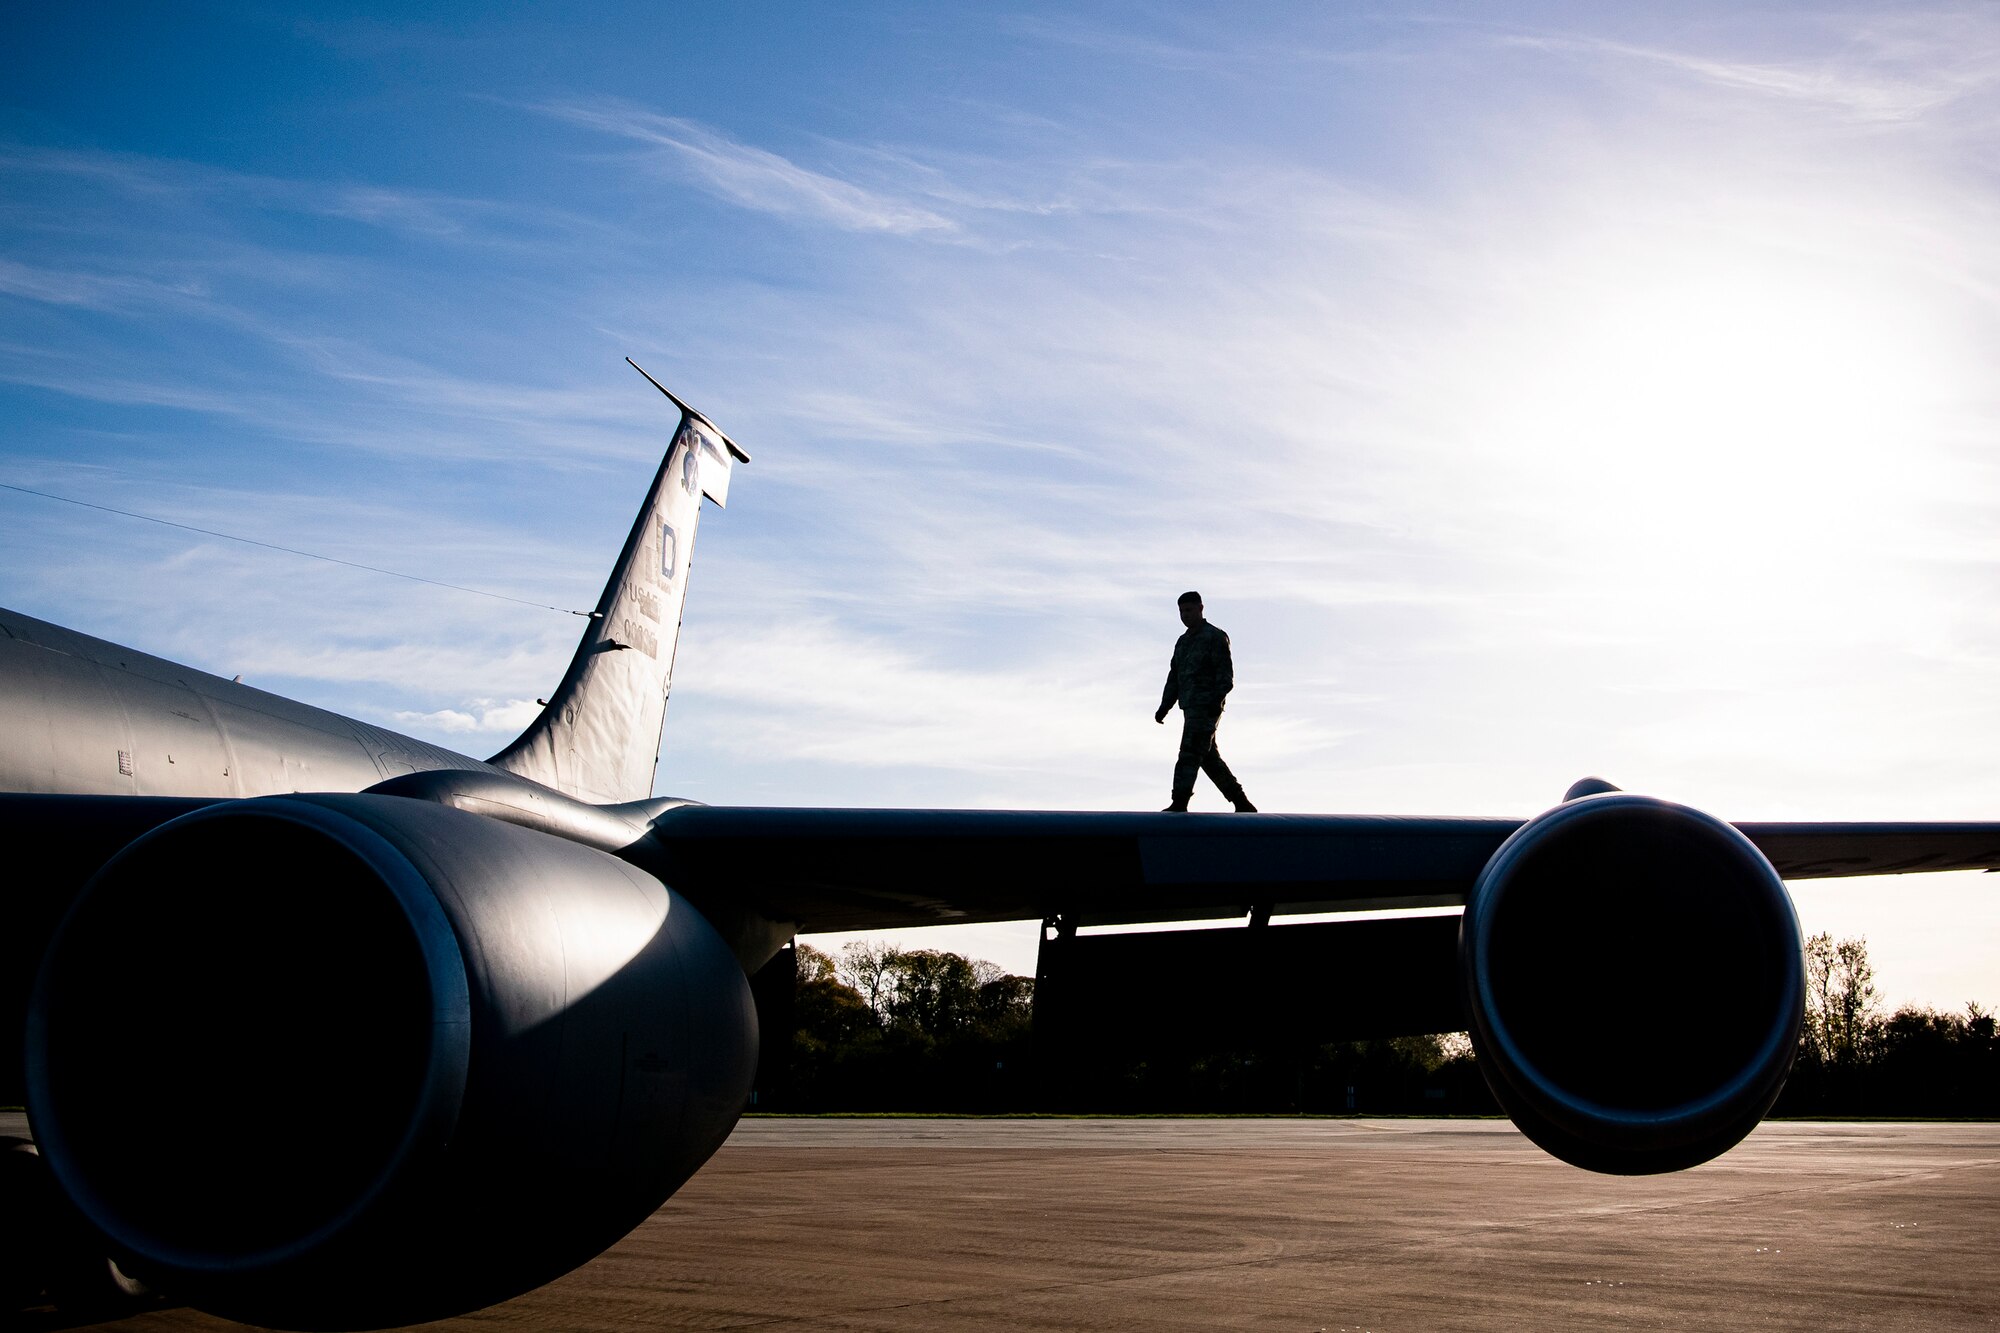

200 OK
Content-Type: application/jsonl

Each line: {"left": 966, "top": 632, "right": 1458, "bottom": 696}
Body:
{"left": 4, "top": 360, "right": 1998, "bottom": 1329}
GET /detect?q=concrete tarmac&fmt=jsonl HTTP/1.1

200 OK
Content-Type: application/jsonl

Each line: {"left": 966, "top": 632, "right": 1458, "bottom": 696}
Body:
{"left": 24, "top": 1117, "right": 2000, "bottom": 1332}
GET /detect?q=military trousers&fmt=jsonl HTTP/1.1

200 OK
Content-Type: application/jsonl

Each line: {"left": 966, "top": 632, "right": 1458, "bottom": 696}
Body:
{"left": 1173, "top": 705, "right": 1244, "bottom": 803}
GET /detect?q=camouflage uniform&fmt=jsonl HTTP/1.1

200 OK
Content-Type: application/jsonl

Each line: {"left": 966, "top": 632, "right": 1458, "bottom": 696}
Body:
{"left": 1160, "top": 621, "right": 1250, "bottom": 808}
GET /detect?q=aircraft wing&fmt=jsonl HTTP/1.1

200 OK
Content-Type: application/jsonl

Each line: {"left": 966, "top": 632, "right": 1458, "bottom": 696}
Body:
{"left": 646, "top": 806, "right": 2000, "bottom": 934}
{"left": 650, "top": 808, "right": 1512, "bottom": 931}
{"left": 14, "top": 790, "right": 1994, "bottom": 937}
{"left": 1736, "top": 822, "right": 2000, "bottom": 880}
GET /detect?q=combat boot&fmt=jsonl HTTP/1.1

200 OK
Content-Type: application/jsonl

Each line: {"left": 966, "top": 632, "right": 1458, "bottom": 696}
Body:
{"left": 1163, "top": 793, "right": 1191, "bottom": 812}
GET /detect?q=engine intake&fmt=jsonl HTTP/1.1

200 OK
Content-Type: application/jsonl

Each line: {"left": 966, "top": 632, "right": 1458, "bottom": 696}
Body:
{"left": 27, "top": 792, "right": 755, "bottom": 1329}
{"left": 1459, "top": 793, "right": 1803, "bottom": 1174}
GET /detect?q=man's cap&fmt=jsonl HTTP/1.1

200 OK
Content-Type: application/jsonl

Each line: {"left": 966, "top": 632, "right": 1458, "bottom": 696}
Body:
{"left": 1178, "top": 590, "right": 1202, "bottom": 605}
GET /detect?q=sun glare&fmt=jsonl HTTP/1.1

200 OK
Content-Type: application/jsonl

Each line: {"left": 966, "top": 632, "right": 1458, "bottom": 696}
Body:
{"left": 1460, "top": 219, "right": 1965, "bottom": 646}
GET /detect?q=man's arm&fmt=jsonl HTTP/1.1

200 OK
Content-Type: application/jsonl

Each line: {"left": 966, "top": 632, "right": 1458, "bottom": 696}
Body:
{"left": 1217, "top": 629, "right": 1233, "bottom": 698}
{"left": 1156, "top": 654, "right": 1179, "bottom": 723}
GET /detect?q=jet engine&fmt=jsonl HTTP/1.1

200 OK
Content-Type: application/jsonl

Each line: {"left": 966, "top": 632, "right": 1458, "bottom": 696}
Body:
{"left": 1459, "top": 792, "right": 1804, "bottom": 1174}
{"left": 26, "top": 792, "right": 755, "bottom": 1330}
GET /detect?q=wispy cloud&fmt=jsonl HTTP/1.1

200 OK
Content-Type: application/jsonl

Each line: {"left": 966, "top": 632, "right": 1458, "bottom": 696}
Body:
{"left": 668, "top": 617, "right": 1346, "bottom": 805}
{"left": 533, "top": 99, "right": 955, "bottom": 235}
{"left": 0, "top": 257, "right": 206, "bottom": 310}
{"left": 0, "top": 143, "right": 618, "bottom": 250}
{"left": 998, "top": 13, "right": 1222, "bottom": 73}
{"left": 1504, "top": 19, "right": 2000, "bottom": 124}
{"left": 0, "top": 459, "right": 606, "bottom": 734}
{"left": 998, "top": 12, "right": 1408, "bottom": 77}
{"left": 0, "top": 349, "right": 646, "bottom": 467}
{"left": 394, "top": 698, "right": 542, "bottom": 734}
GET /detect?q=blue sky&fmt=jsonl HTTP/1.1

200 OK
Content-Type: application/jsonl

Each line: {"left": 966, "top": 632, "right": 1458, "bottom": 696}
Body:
{"left": 4, "top": 4, "right": 1998, "bottom": 1005}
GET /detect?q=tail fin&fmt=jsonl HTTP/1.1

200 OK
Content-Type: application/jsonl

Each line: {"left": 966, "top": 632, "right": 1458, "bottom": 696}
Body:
{"left": 488, "top": 362, "right": 747, "bottom": 805}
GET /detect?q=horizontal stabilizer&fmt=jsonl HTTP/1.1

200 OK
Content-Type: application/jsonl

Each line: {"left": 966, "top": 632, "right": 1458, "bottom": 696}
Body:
{"left": 626, "top": 358, "right": 747, "bottom": 506}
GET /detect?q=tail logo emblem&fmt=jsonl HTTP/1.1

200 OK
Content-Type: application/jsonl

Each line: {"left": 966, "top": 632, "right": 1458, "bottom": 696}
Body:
{"left": 678, "top": 427, "right": 702, "bottom": 497}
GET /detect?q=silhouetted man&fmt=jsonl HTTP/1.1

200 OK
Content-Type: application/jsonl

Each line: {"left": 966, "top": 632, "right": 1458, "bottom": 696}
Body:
{"left": 1155, "top": 591, "right": 1255, "bottom": 812}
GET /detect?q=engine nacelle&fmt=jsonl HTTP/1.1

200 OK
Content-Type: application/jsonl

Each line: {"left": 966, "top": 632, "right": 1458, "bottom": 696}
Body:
{"left": 1459, "top": 793, "right": 1803, "bottom": 1174}
{"left": 26, "top": 793, "right": 755, "bottom": 1329}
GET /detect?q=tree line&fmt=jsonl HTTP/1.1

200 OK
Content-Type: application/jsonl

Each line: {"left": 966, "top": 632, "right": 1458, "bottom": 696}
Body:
{"left": 780, "top": 940, "right": 1489, "bottom": 1113}
{"left": 1773, "top": 932, "right": 1998, "bottom": 1117}
{"left": 774, "top": 934, "right": 1997, "bottom": 1117}
{"left": 785, "top": 943, "right": 1035, "bottom": 1110}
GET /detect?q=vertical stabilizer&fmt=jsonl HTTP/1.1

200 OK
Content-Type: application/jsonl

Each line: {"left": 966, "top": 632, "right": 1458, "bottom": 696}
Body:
{"left": 489, "top": 364, "right": 747, "bottom": 805}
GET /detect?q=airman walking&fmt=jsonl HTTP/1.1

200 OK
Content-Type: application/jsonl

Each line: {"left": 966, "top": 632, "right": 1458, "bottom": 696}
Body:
{"left": 1155, "top": 591, "right": 1255, "bottom": 813}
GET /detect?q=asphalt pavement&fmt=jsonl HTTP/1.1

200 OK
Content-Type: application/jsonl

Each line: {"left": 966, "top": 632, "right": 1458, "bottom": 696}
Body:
{"left": 20, "top": 1117, "right": 2000, "bottom": 1331}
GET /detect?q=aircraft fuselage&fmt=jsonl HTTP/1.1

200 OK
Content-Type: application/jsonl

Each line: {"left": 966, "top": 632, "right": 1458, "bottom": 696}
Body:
{"left": 0, "top": 607, "right": 495, "bottom": 800}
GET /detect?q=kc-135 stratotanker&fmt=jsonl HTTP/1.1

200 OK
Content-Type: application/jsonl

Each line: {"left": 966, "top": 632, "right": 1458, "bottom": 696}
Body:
{"left": 4, "top": 361, "right": 1996, "bottom": 1328}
